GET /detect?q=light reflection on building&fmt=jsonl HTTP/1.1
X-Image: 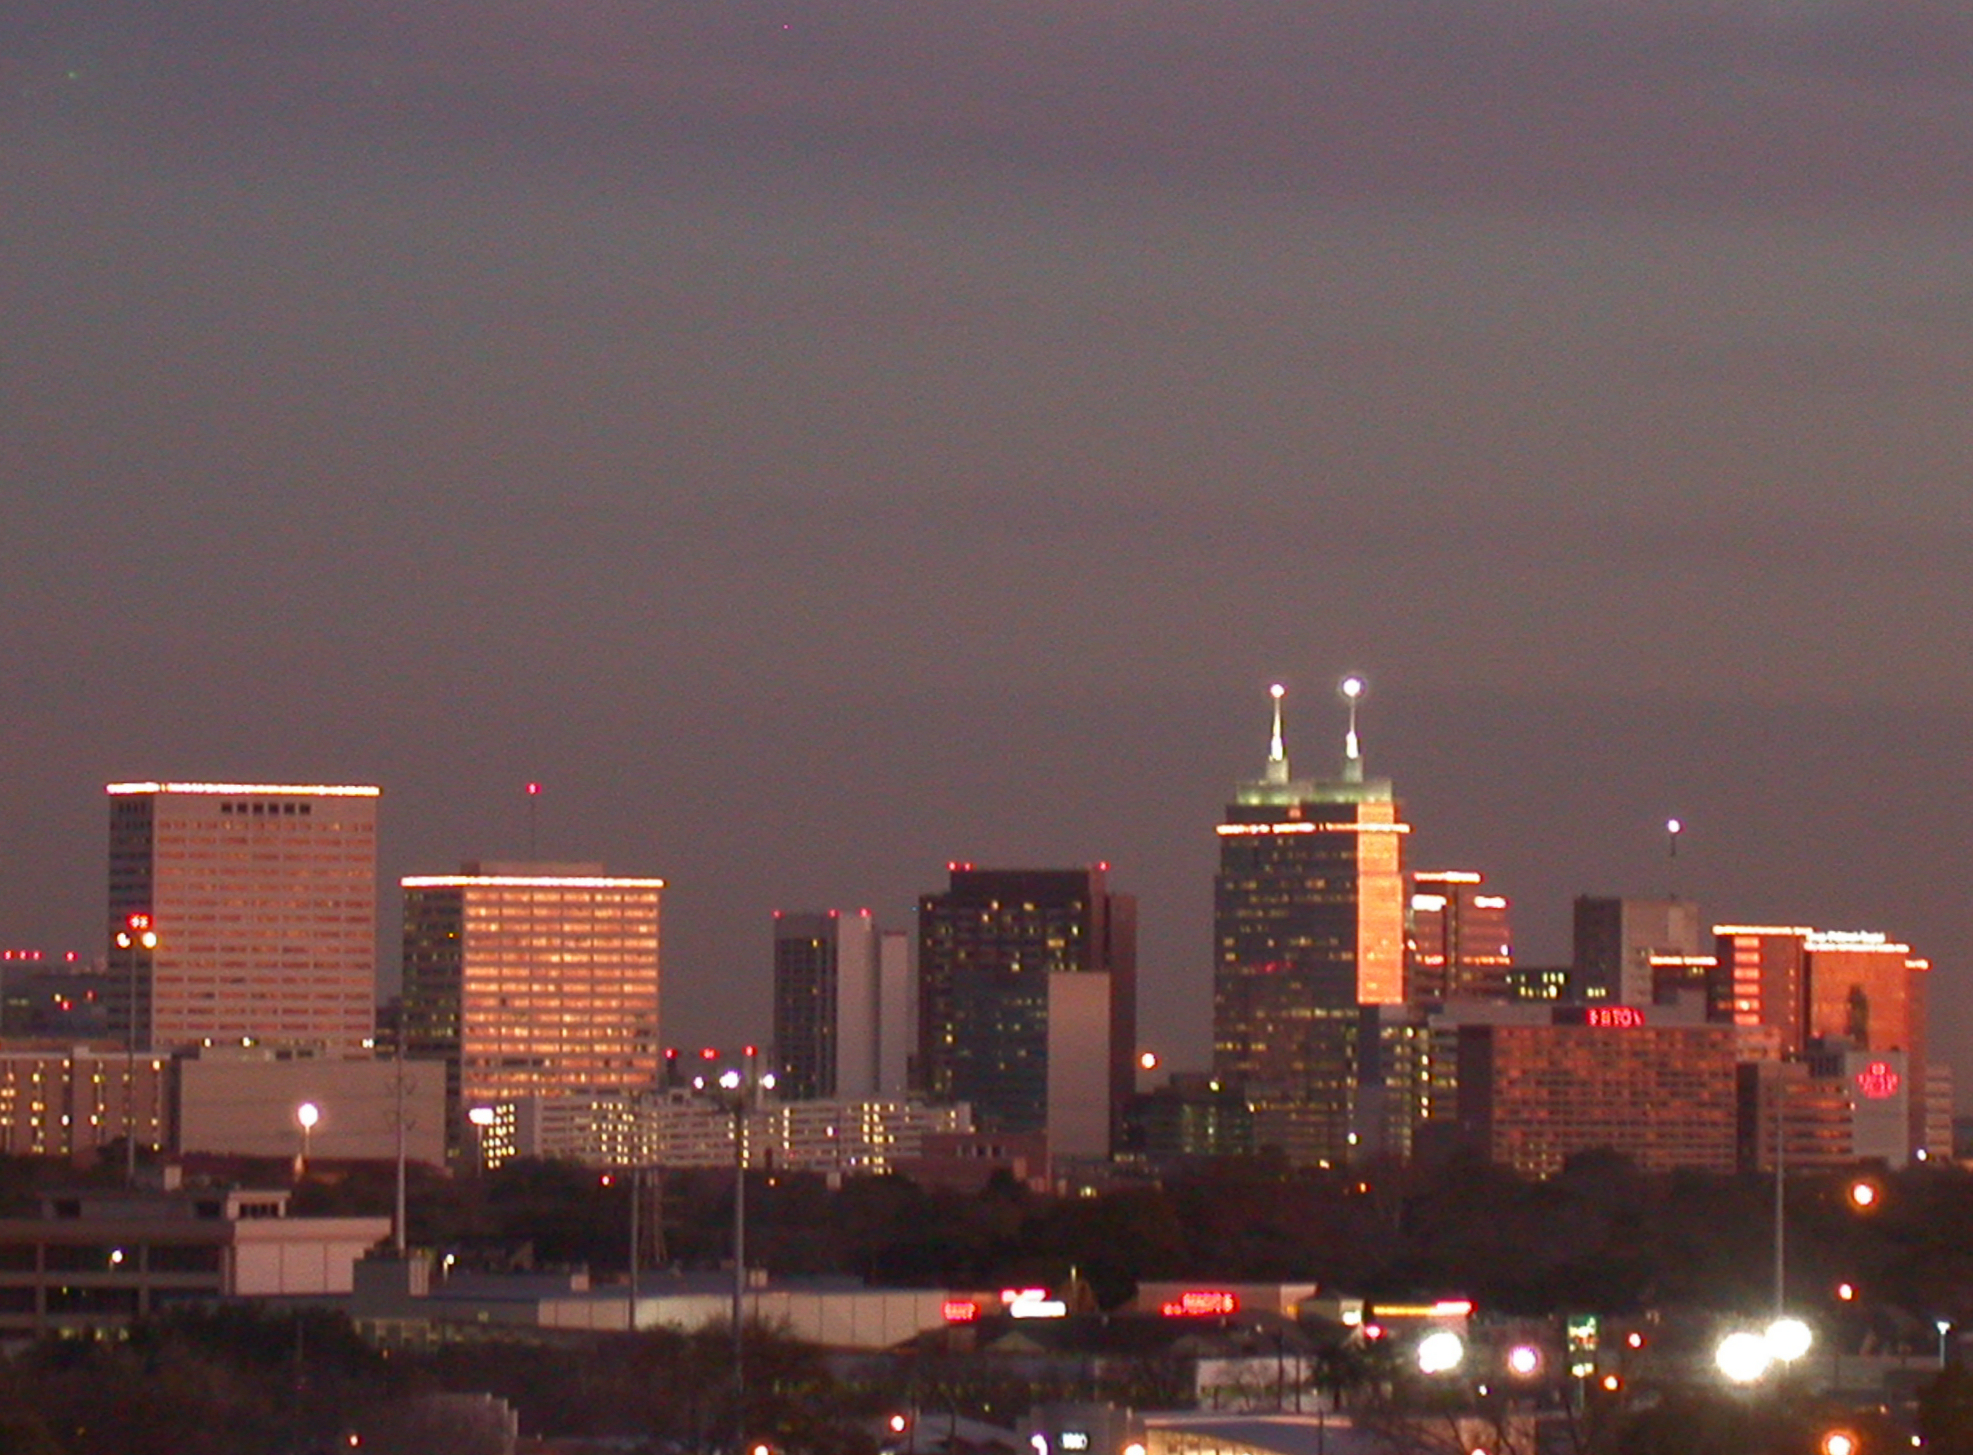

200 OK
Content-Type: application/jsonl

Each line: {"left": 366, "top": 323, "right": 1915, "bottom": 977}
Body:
{"left": 401, "top": 863, "right": 663, "bottom": 1149}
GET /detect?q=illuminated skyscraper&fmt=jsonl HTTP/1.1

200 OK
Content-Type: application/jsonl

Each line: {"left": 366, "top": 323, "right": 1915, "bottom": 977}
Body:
{"left": 1408, "top": 870, "right": 1513, "bottom": 1002}
{"left": 400, "top": 862, "right": 663, "bottom": 1146}
{"left": 1213, "top": 680, "right": 1408, "bottom": 1165}
{"left": 105, "top": 781, "right": 380, "bottom": 1054}
{"left": 916, "top": 865, "right": 1136, "bottom": 1158}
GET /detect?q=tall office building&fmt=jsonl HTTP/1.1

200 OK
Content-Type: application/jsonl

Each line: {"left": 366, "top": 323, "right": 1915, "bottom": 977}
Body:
{"left": 1213, "top": 681, "right": 1408, "bottom": 1165}
{"left": 1713, "top": 924, "right": 1933, "bottom": 1157}
{"left": 1408, "top": 871, "right": 1513, "bottom": 1002}
{"left": 1571, "top": 896, "right": 1705, "bottom": 1005}
{"left": 916, "top": 865, "right": 1136, "bottom": 1158}
{"left": 400, "top": 862, "right": 663, "bottom": 1146}
{"left": 771, "top": 909, "right": 910, "bottom": 1102}
{"left": 105, "top": 781, "right": 380, "bottom": 1054}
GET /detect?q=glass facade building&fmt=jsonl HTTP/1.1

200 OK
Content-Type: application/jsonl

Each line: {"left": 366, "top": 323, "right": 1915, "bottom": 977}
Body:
{"left": 915, "top": 865, "right": 1135, "bottom": 1155}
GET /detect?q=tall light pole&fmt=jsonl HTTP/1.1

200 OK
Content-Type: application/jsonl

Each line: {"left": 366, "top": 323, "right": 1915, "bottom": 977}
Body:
{"left": 709, "top": 1046, "right": 775, "bottom": 1455}
{"left": 1773, "top": 1068, "right": 1786, "bottom": 1316}
{"left": 113, "top": 914, "right": 157, "bottom": 1186}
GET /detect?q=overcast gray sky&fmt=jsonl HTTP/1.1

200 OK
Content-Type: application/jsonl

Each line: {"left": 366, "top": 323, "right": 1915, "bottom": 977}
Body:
{"left": 4, "top": 0, "right": 1972, "bottom": 1085}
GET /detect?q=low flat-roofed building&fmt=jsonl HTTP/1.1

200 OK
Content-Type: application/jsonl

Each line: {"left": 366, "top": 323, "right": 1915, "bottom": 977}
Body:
{"left": 0, "top": 1186, "right": 390, "bottom": 1338}
{"left": 351, "top": 1254, "right": 949, "bottom": 1349}
{"left": 471, "top": 1088, "right": 969, "bottom": 1175}
{"left": 893, "top": 1130, "right": 1049, "bottom": 1192}
{"left": 176, "top": 1046, "right": 447, "bottom": 1165}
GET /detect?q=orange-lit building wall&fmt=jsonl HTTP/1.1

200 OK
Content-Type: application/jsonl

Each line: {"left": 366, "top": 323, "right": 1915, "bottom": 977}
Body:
{"left": 1804, "top": 934, "right": 1927, "bottom": 1154}
{"left": 1458, "top": 1021, "right": 1746, "bottom": 1178}
{"left": 1356, "top": 804, "right": 1406, "bottom": 1005}
{"left": 402, "top": 867, "right": 663, "bottom": 1142}
{"left": 1711, "top": 927, "right": 1809, "bottom": 1055}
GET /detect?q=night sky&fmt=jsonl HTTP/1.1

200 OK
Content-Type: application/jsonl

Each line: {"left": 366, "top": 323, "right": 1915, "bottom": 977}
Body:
{"left": 4, "top": 1, "right": 1972, "bottom": 1088}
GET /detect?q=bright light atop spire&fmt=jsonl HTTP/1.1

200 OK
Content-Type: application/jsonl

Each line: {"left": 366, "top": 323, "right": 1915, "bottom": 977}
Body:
{"left": 1339, "top": 673, "right": 1365, "bottom": 772}
{"left": 1263, "top": 684, "right": 1290, "bottom": 784}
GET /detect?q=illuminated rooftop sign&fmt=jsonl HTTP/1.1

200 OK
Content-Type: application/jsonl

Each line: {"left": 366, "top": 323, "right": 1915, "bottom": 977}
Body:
{"left": 1003, "top": 1288, "right": 1067, "bottom": 1319}
{"left": 1554, "top": 1006, "right": 1647, "bottom": 1028}
{"left": 1807, "top": 931, "right": 1910, "bottom": 954}
{"left": 1160, "top": 1290, "right": 1240, "bottom": 1317}
{"left": 1855, "top": 1062, "right": 1903, "bottom": 1100}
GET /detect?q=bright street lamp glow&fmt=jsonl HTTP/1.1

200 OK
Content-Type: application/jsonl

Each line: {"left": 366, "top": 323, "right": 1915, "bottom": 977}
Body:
{"left": 296, "top": 1102, "right": 320, "bottom": 1130}
{"left": 467, "top": 1106, "right": 496, "bottom": 1128}
{"left": 1340, "top": 676, "right": 1364, "bottom": 700}
{"left": 1821, "top": 1432, "right": 1858, "bottom": 1455}
{"left": 1715, "top": 1330, "right": 1772, "bottom": 1383}
{"left": 1269, "top": 683, "right": 1285, "bottom": 700}
{"left": 719, "top": 1070, "right": 742, "bottom": 1090}
{"left": 1417, "top": 1330, "right": 1464, "bottom": 1374}
{"left": 1666, "top": 818, "right": 1682, "bottom": 835}
{"left": 1506, "top": 1345, "right": 1540, "bottom": 1377}
{"left": 1767, "top": 1317, "right": 1813, "bottom": 1363}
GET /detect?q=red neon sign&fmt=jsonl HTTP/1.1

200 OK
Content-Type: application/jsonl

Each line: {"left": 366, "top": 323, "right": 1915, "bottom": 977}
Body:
{"left": 1583, "top": 1006, "right": 1646, "bottom": 1029}
{"left": 1160, "top": 1290, "right": 1240, "bottom": 1317}
{"left": 942, "top": 1300, "right": 980, "bottom": 1323}
{"left": 1855, "top": 1061, "right": 1902, "bottom": 1099}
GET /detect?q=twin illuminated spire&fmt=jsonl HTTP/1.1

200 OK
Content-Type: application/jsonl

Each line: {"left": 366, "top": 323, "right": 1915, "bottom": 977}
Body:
{"left": 1263, "top": 675, "right": 1368, "bottom": 784}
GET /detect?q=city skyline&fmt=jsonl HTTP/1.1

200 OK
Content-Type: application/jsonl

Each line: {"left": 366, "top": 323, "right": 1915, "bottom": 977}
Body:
{"left": 4, "top": 0, "right": 1970, "bottom": 1097}
{"left": 0, "top": 682, "right": 1956, "bottom": 1107}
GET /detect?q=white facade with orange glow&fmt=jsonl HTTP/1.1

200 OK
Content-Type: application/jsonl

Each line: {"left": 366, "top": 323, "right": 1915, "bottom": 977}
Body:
{"left": 105, "top": 782, "right": 379, "bottom": 1055}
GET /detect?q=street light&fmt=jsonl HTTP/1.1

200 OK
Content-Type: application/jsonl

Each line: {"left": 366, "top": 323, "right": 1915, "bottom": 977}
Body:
{"left": 295, "top": 1101, "right": 320, "bottom": 1178}
{"left": 1767, "top": 1317, "right": 1813, "bottom": 1365}
{"left": 709, "top": 1047, "right": 775, "bottom": 1455}
{"left": 113, "top": 913, "right": 158, "bottom": 1185}
{"left": 467, "top": 1105, "right": 497, "bottom": 1176}
{"left": 1417, "top": 1330, "right": 1464, "bottom": 1375}
{"left": 1938, "top": 1319, "right": 1953, "bottom": 1369}
{"left": 1715, "top": 1331, "right": 1772, "bottom": 1384}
